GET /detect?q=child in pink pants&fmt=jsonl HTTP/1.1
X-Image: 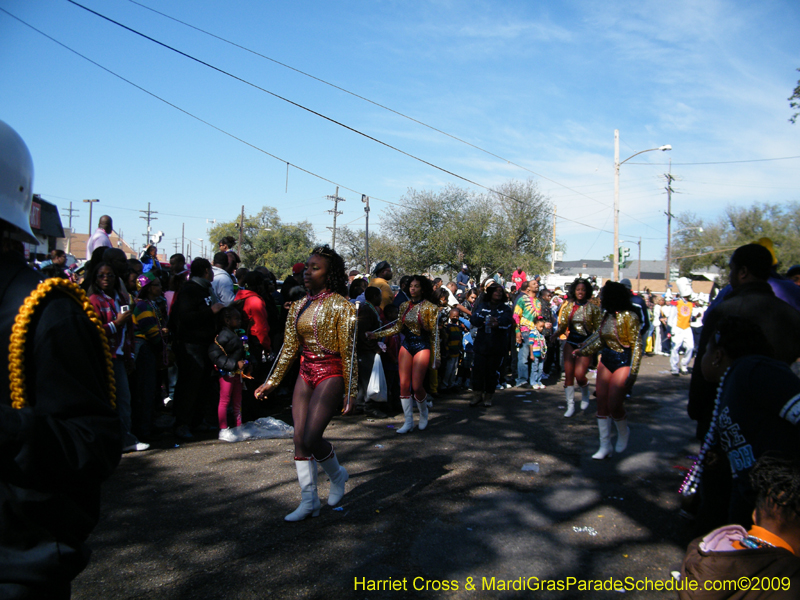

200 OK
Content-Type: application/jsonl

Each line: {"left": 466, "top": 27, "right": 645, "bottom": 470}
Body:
{"left": 208, "top": 307, "right": 251, "bottom": 437}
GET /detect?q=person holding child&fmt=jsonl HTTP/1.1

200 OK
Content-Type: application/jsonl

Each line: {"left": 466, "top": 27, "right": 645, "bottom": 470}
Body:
{"left": 209, "top": 306, "right": 252, "bottom": 442}
{"left": 255, "top": 246, "right": 356, "bottom": 521}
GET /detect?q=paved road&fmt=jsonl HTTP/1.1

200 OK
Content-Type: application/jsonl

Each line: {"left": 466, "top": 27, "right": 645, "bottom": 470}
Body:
{"left": 73, "top": 354, "right": 701, "bottom": 599}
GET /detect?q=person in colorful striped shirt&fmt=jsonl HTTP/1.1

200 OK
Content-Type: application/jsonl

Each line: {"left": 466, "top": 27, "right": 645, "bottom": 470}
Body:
{"left": 513, "top": 280, "right": 542, "bottom": 388}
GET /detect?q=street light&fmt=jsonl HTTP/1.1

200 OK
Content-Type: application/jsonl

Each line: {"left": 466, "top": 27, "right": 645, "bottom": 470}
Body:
{"left": 197, "top": 238, "right": 204, "bottom": 259}
{"left": 614, "top": 130, "right": 671, "bottom": 281}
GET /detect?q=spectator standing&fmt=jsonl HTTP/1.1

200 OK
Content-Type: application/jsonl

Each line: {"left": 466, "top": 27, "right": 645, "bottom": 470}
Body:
{"left": 88, "top": 263, "right": 148, "bottom": 453}
{"left": 235, "top": 271, "right": 273, "bottom": 420}
{"left": 86, "top": 214, "right": 113, "bottom": 259}
{"left": 493, "top": 268, "right": 505, "bottom": 287}
{"left": 355, "top": 287, "right": 389, "bottom": 418}
{"left": 131, "top": 271, "right": 169, "bottom": 441}
{"left": 211, "top": 252, "right": 236, "bottom": 306}
{"left": 528, "top": 317, "right": 548, "bottom": 389}
{"left": 511, "top": 266, "right": 527, "bottom": 290}
{"left": 393, "top": 275, "right": 412, "bottom": 307}
{"left": 209, "top": 306, "right": 251, "bottom": 441}
{"left": 513, "top": 281, "right": 542, "bottom": 388}
{"left": 470, "top": 282, "right": 514, "bottom": 407}
{"left": 169, "top": 258, "right": 225, "bottom": 439}
{"left": 371, "top": 261, "right": 394, "bottom": 310}
{"left": 456, "top": 264, "right": 470, "bottom": 293}
{"left": 217, "top": 236, "right": 241, "bottom": 276}
{"left": 441, "top": 308, "right": 467, "bottom": 392}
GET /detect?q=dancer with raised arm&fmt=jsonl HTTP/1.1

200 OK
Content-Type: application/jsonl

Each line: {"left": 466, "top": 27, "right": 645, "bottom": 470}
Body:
{"left": 368, "top": 276, "right": 440, "bottom": 434}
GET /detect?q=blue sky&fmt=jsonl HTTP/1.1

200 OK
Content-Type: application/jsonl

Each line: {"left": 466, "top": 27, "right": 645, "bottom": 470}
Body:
{"left": 1, "top": 0, "right": 798, "bottom": 266}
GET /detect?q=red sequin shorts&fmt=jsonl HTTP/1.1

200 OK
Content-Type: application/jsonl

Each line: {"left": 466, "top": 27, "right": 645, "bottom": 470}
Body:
{"left": 299, "top": 348, "right": 343, "bottom": 388}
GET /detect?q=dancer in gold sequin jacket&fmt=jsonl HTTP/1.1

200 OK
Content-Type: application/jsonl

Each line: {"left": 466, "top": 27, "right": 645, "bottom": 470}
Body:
{"left": 554, "top": 277, "right": 602, "bottom": 417}
{"left": 369, "top": 275, "right": 440, "bottom": 434}
{"left": 255, "top": 246, "right": 355, "bottom": 521}
{"left": 574, "top": 281, "right": 642, "bottom": 460}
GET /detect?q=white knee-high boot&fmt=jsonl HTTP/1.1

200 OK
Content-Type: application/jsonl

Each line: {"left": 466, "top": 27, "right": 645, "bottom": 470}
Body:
{"left": 579, "top": 384, "right": 591, "bottom": 410}
{"left": 397, "top": 396, "right": 415, "bottom": 434}
{"left": 563, "top": 386, "right": 575, "bottom": 418}
{"left": 285, "top": 458, "right": 321, "bottom": 521}
{"left": 415, "top": 392, "right": 429, "bottom": 430}
{"left": 316, "top": 445, "right": 349, "bottom": 506}
{"left": 592, "top": 418, "right": 614, "bottom": 460}
{"left": 614, "top": 418, "right": 630, "bottom": 453}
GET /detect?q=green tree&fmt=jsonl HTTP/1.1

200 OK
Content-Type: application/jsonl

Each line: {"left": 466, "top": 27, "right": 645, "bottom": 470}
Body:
{"left": 790, "top": 68, "right": 800, "bottom": 124}
{"left": 207, "top": 207, "right": 315, "bottom": 278}
{"left": 380, "top": 179, "right": 557, "bottom": 281}
{"left": 672, "top": 202, "right": 800, "bottom": 279}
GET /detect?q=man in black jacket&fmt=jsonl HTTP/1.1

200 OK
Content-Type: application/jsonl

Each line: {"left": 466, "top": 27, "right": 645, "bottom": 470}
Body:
{"left": 1, "top": 119, "right": 122, "bottom": 598}
{"left": 169, "top": 258, "right": 224, "bottom": 439}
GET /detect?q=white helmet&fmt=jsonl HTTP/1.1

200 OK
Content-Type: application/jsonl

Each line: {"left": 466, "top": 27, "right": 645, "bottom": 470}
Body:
{"left": 0, "top": 119, "right": 37, "bottom": 244}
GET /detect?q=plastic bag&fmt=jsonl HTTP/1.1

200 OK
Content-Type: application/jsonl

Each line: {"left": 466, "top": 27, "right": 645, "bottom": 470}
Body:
{"left": 224, "top": 417, "right": 294, "bottom": 442}
{"left": 367, "top": 353, "right": 387, "bottom": 402}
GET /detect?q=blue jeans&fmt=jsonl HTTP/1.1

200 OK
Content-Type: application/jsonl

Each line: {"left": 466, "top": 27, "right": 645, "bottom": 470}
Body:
{"left": 113, "top": 358, "right": 138, "bottom": 447}
{"left": 530, "top": 354, "right": 544, "bottom": 385}
{"left": 515, "top": 335, "right": 531, "bottom": 385}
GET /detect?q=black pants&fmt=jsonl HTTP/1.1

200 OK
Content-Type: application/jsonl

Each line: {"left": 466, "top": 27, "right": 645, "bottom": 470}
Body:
{"left": 173, "top": 341, "right": 214, "bottom": 428}
{"left": 472, "top": 353, "right": 503, "bottom": 393}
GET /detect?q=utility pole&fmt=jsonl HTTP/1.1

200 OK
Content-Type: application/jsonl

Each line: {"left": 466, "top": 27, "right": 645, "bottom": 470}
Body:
{"left": 61, "top": 201, "right": 78, "bottom": 254}
{"left": 664, "top": 159, "right": 676, "bottom": 286}
{"left": 550, "top": 205, "right": 557, "bottom": 273}
{"left": 173, "top": 239, "right": 179, "bottom": 254}
{"left": 326, "top": 187, "right": 344, "bottom": 249}
{"left": 182, "top": 223, "right": 185, "bottom": 257}
{"left": 362, "top": 194, "right": 370, "bottom": 271}
{"left": 637, "top": 237, "right": 642, "bottom": 292}
{"left": 83, "top": 198, "right": 99, "bottom": 234}
{"left": 139, "top": 202, "right": 158, "bottom": 248}
{"left": 238, "top": 206, "right": 244, "bottom": 253}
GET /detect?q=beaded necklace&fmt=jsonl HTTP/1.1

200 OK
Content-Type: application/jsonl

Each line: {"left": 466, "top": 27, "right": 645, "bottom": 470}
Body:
{"left": 679, "top": 366, "right": 731, "bottom": 497}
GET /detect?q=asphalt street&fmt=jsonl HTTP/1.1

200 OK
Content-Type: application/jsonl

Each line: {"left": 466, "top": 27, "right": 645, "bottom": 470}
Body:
{"left": 73, "top": 353, "right": 700, "bottom": 600}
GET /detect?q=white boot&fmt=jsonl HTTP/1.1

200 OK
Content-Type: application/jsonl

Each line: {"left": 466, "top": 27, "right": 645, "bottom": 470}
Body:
{"left": 563, "top": 386, "right": 575, "bottom": 418}
{"left": 285, "top": 458, "right": 321, "bottom": 521}
{"left": 592, "top": 419, "right": 614, "bottom": 460}
{"left": 416, "top": 393, "right": 429, "bottom": 430}
{"left": 396, "top": 396, "right": 415, "bottom": 434}
{"left": 614, "top": 418, "right": 630, "bottom": 453}
{"left": 316, "top": 446, "right": 349, "bottom": 506}
{"left": 579, "top": 384, "right": 591, "bottom": 410}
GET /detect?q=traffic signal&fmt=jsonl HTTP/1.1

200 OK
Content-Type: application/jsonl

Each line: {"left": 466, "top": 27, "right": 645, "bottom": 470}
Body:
{"left": 618, "top": 246, "right": 630, "bottom": 265}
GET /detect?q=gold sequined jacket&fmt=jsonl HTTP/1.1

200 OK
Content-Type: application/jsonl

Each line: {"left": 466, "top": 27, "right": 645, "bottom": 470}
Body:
{"left": 373, "top": 299, "right": 440, "bottom": 367}
{"left": 267, "top": 292, "right": 358, "bottom": 400}
{"left": 555, "top": 300, "right": 602, "bottom": 338}
{"left": 577, "top": 310, "right": 643, "bottom": 380}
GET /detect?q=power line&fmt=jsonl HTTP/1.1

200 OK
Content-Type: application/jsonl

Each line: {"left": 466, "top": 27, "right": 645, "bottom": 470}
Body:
{"left": 125, "top": 0, "right": 638, "bottom": 218}
{"left": 67, "top": 0, "right": 666, "bottom": 235}
{"left": 3, "top": 7, "right": 648, "bottom": 242}
{"left": 628, "top": 156, "right": 800, "bottom": 166}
